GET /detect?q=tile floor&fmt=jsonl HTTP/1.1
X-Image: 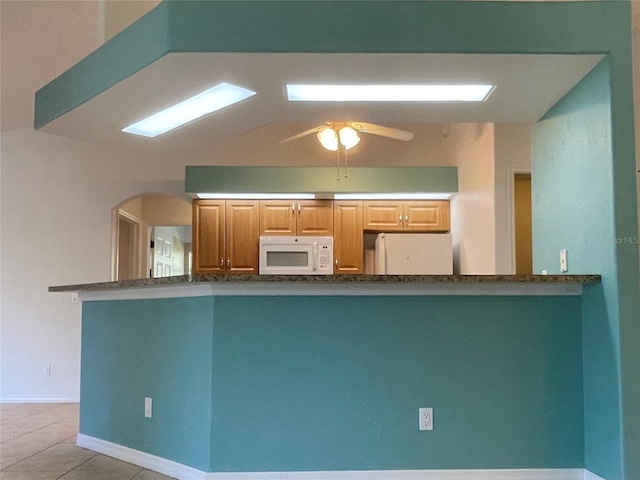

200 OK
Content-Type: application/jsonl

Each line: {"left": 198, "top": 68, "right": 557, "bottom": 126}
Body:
{"left": 1, "top": 403, "right": 175, "bottom": 480}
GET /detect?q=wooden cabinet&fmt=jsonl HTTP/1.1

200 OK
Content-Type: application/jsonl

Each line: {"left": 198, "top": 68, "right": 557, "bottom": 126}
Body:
{"left": 260, "top": 200, "right": 333, "bottom": 236}
{"left": 192, "top": 199, "right": 259, "bottom": 275}
{"left": 363, "top": 200, "right": 450, "bottom": 232}
{"left": 194, "top": 198, "right": 449, "bottom": 276}
{"left": 193, "top": 200, "right": 225, "bottom": 274}
{"left": 333, "top": 201, "right": 363, "bottom": 274}
{"left": 225, "top": 200, "right": 260, "bottom": 274}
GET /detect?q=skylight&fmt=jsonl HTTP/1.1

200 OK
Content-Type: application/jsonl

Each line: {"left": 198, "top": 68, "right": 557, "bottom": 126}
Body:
{"left": 123, "top": 82, "right": 256, "bottom": 138}
{"left": 286, "top": 84, "right": 494, "bottom": 102}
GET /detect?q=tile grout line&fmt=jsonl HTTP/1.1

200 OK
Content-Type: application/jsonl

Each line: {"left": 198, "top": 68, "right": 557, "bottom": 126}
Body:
{"left": 0, "top": 434, "right": 82, "bottom": 471}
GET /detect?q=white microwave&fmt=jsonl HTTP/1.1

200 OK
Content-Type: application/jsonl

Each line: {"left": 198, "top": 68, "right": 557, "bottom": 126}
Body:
{"left": 259, "top": 236, "right": 334, "bottom": 275}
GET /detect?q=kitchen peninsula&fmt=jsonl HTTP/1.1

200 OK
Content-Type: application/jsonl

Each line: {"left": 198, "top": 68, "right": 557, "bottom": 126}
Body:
{"left": 51, "top": 274, "right": 599, "bottom": 479}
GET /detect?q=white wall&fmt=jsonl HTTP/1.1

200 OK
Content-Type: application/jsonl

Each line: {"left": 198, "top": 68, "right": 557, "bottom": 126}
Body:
{"left": 449, "top": 123, "right": 497, "bottom": 274}
{"left": 0, "top": 128, "right": 206, "bottom": 402}
{"left": 494, "top": 123, "right": 532, "bottom": 274}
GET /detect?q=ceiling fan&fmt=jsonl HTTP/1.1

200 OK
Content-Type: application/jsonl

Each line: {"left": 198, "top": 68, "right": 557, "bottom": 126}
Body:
{"left": 279, "top": 122, "right": 414, "bottom": 151}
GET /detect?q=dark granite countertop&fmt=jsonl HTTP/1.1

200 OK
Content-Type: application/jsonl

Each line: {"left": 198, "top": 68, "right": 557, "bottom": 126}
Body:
{"left": 49, "top": 274, "right": 601, "bottom": 293}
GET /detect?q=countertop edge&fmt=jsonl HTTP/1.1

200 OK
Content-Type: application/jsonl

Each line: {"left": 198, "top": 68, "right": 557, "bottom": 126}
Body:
{"left": 49, "top": 274, "right": 602, "bottom": 293}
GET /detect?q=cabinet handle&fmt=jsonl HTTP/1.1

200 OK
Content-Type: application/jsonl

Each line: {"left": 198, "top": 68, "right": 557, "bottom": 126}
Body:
{"left": 226, "top": 258, "right": 230, "bottom": 267}
{"left": 405, "top": 214, "right": 409, "bottom": 226}
{"left": 220, "top": 258, "right": 224, "bottom": 267}
{"left": 292, "top": 203, "right": 295, "bottom": 215}
{"left": 398, "top": 215, "right": 402, "bottom": 222}
{"left": 335, "top": 258, "right": 339, "bottom": 265}
{"left": 298, "top": 203, "right": 301, "bottom": 216}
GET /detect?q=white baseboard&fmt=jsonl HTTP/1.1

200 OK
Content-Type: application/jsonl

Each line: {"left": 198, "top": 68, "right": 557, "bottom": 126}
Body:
{"left": 583, "top": 471, "right": 606, "bottom": 480}
{"left": 76, "top": 435, "right": 590, "bottom": 480}
{"left": 204, "top": 470, "right": 585, "bottom": 480}
{"left": 77, "top": 434, "right": 207, "bottom": 480}
{"left": 0, "top": 395, "right": 79, "bottom": 403}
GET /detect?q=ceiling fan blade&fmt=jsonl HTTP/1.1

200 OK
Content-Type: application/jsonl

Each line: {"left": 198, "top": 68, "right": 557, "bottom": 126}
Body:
{"left": 279, "top": 125, "right": 328, "bottom": 144}
{"left": 351, "top": 122, "right": 414, "bottom": 141}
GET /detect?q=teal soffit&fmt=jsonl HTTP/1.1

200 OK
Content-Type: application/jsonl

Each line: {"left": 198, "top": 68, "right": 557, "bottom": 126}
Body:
{"left": 185, "top": 166, "right": 458, "bottom": 195}
{"left": 34, "top": 1, "right": 621, "bottom": 131}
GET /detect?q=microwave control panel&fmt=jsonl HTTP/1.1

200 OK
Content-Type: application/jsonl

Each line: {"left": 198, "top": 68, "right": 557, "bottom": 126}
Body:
{"left": 318, "top": 244, "right": 331, "bottom": 272}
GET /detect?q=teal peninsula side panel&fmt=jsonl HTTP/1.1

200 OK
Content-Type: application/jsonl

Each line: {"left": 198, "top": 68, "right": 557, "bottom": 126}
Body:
{"left": 210, "top": 295, "right": 583, "bottom": 472}
{"left": 80, "top": 297, "right": 215, "bottom": 471}
{"left": 532, "top": 59, "right": 637, "bottom": 479}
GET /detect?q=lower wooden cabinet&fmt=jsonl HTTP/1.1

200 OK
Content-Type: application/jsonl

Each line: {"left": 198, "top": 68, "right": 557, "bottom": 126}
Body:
{"left": 192, "top": 199, "right": 259, "bottom": 275}
{"left": 333, "top": 201, "right": 363, "bottom": 274}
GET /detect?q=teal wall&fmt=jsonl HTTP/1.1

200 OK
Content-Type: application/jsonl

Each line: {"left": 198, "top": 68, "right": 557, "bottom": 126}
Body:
{"left": 80, "top": 294, "right": 584, "bottom": 472}
{"left": 80, "top": 298, "right": 215, "bottom": 471}
{"left": 531, "top": 59, "right": 636, "bottom": 479}
{"left": 185, "top": 167, "right": 458, "bottom": 195}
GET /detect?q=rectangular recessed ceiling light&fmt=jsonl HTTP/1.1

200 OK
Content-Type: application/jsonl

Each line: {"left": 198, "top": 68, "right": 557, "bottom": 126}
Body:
{"left": 286, "top": 84, "right": 493, "bottom": 102}
{"left": 197, "top": 193, "right": 316, "bottom": 200}
{"left": 333, "top": 193, "right": 454, "bottom": 200}
{"left": 123, "top": 83, "right": 256, "bottom": 138}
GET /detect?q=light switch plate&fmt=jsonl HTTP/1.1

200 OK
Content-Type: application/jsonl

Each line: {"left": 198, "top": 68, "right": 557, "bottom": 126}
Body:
{"left": 560, "top": 249, "right": 568, "bottom": 273}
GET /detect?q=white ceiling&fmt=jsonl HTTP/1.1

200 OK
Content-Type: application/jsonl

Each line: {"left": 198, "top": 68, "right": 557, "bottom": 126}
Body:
{"left": 39, "top": 52, "right": 604, "bottom": 154}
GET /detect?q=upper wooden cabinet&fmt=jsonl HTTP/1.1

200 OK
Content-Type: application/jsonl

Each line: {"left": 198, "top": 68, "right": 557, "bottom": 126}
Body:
{"left": 192, "top": 199, "right": 260, "bottom": 275}
{"left": 363, "top": 200, "right": 450, "bottom": 232}
{"left": 333, "top": 201, "right": 363, "bottom": 274}
{"left": 260, "top": 200, "right": 333, "bottom": 236}
{"left": 192, "top": 200, "right": 225, "bottom": 274}
{"left": 225, "top": 200, "right": 260, "bottom": 274}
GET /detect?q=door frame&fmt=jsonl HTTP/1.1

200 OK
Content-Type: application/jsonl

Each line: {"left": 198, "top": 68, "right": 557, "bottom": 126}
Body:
{"left": 504, "top": 164, "right": 532, "bottom": 275}
{"left": 111, "top": 209, "right": 145, "bottom": 281}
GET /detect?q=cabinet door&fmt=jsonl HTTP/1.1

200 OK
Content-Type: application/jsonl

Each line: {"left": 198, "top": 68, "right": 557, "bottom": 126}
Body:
{"left": 404, "top": 201, "right": 450, "bottom": 232}
{"left": 363, "top": 201, "right": 403, "bottom": 231}
{"left": 260, "top": 201, "right": 296, "bottom": 236}
{"left": 225, "top": 200, "right": 260, "bottom": 274}
{"left": 334, "top": 201, "right": 363, "bottom": 274}
{"left": 192, "top": 200, "right": 225, "bottom": 274}
{"left": 297, "top": 200, "right": 334, "bottom": 236}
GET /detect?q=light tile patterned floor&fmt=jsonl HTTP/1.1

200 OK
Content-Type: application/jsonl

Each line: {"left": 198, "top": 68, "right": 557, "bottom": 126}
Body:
{"left": 0, "top": 403, "right": 175, "bottom": 480}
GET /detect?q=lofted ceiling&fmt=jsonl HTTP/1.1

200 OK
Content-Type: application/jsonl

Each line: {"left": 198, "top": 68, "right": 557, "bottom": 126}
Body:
{"left": 38, "top": 52, "right": 603, "bottom": 155}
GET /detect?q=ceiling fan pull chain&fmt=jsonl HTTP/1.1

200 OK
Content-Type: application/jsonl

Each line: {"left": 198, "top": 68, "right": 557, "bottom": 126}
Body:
{"left": 344, "top": 148, "right": 349, "bottom": 178}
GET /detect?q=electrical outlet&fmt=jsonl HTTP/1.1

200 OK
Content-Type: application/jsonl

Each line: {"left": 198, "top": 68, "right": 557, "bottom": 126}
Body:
{"left": 71, "top": 293, "right": 78, "bottom": 304}
{"left": 560, "top": 249, "right": 568, "bottom": 273}
{"left": 144, "top": 397, "right": 152, "bottom": 418}
{"left": 419, "top": 407, "right": 433, "bottom": 431}
{"left": 44, "top": 365, "right": 51, "bottom": 377}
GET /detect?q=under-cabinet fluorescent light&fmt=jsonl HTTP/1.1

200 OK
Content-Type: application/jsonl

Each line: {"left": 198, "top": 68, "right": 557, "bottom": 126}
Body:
{"left": 123, "top": 83, "right": 256, "bottom": 138}
{"left": 333, "top": 193, "right": 454, "bottom": 200}
{"left": 197, "top": 193, "right": 316, "bottom": 200}
{"left": 286, "top": 84, "right": 493, "bottom": 102}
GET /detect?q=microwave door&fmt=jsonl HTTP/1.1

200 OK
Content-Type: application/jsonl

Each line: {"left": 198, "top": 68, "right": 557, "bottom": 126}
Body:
{"left": 262, "top": 243, "right": 313, "bottom": 274}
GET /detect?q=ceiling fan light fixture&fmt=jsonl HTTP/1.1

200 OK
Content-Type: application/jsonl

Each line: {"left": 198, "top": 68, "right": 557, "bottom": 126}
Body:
{"left": 122, "top": 82, "right": 256, "bottom": 138}
{"left": 317, "top": 127, "right": 338, "bottom": 151}
{"left": 286, "top": 84, "right": 494, "bottom": 102}
{"left": 338, "top": 126, "right": 360, "bottom": 149}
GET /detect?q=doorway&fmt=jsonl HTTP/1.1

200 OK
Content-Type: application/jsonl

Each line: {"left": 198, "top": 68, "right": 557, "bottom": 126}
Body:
{"left": 112, "top": 193, "right": 192, "bottom": 281}
{"left": 116, "top": 210, "right": 142, "bottom": 280}
{"left": 514, "top": 174, "right": 533, "bottom": 274}
{"left": 152, "top": 226, "right": 192, "bottom": 278}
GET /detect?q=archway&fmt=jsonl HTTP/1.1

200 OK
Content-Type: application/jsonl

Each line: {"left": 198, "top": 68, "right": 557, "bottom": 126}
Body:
{"left": 111, "top": 193, "right": 192, "bottom": 281}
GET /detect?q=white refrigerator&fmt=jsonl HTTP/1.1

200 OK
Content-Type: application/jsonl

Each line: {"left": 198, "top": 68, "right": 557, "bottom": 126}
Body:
{"left": 375, "top": 233, "right": 453, "bottom": 275}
